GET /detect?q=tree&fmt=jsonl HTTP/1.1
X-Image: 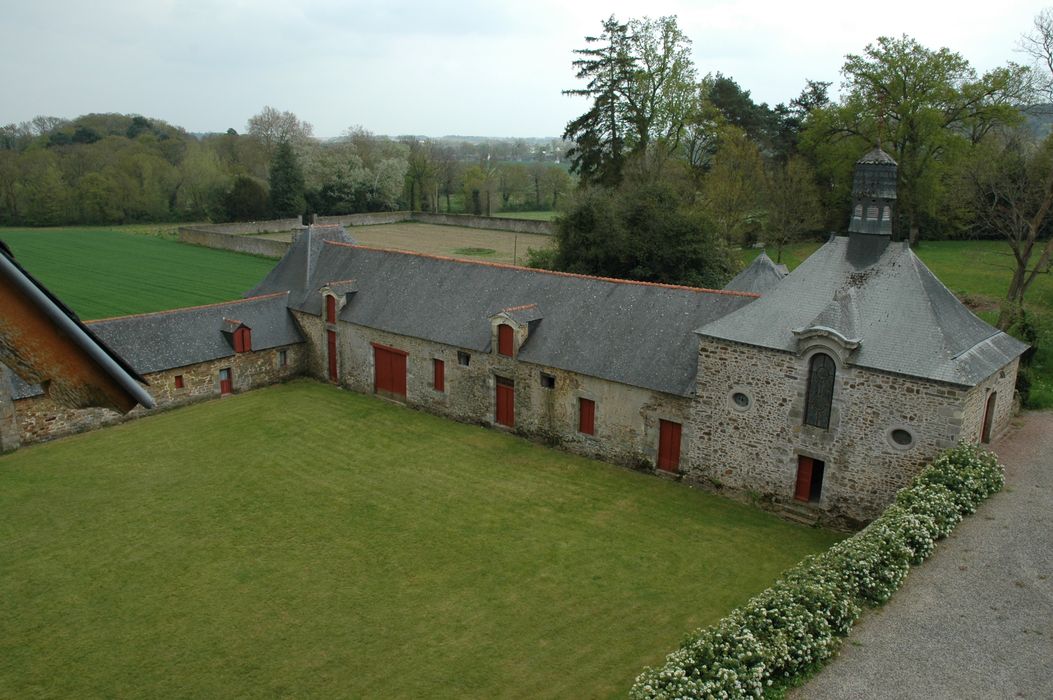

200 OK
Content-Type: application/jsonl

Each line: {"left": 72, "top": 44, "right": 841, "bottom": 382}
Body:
{"left": 764, "top": 157, "right": 823, "bottom": 262}
{"left": 225, "top": 175, "right": 269, "bottom": 221}
{"left": 563, "top": 15, "right": 696, "bottom": 187}
{"left": 247, "top": 106, "right": 314, "bottom": 157}
{"left": 546, "top": 176, "right": 737, "bottom": 288}
{"left": 806, "top": 35, "right": 1032, "bottom": 245}
{"left": 268, "top": 141, "right": 305, "bottom": 218}
{"left": 701, "top": 126, "right": 766, "bottom": 244}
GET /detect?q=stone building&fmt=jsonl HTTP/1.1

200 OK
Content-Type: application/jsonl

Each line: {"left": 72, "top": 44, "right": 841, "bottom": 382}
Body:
{"left": 1, "top": 150, "right": 1028, "bottom": 525}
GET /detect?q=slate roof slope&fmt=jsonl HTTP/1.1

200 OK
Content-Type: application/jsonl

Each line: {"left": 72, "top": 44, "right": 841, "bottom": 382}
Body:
{"left": 245, "top": 225, "right": 354, "bottom": 303}
{"left": 697, "top": 235, "right": 1028, "bottom": 386}
{"left": 724, "top": 251, "right": 788, "bottom": 295}
{"left": 252, "top": 237, "right": 758, "bottom": 397}
{"left": 11, "top": 293, "right": 303, "bottom": 399}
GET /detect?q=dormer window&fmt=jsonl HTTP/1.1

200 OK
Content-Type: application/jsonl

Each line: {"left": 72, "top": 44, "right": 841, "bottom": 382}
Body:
{"left": 233, "top": 327, "right": 251, "bottom": 353}
{"left": 326, "top": 295, "right": 336, "bottom": 324}
{"left": 497, "top": 323, "right": 514, "bottom": 357}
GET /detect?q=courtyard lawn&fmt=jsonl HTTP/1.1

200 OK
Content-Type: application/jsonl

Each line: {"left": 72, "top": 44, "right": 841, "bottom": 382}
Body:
{"left": 0, "top": 228, "right": 276, "bottom": 320}
{"left": 0, "top": 382, "right": 840, "bottom": 699}
{"left": 744, "top": 239, "right": 1053, "bottom": 408}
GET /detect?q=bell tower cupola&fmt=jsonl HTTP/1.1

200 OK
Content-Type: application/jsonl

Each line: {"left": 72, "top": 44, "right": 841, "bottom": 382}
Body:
{"left": 848, "top": 147, "right": 897, "bottom": 237}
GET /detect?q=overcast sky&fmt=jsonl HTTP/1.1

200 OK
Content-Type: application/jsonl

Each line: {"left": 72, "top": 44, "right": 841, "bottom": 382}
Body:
{"left": 3, "top": 0, "right": 1047, "bottom": 138}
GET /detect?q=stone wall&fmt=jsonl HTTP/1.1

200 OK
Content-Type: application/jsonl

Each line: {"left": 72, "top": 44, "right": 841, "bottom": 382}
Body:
{"left": 409, "top": 212, "right": 553, "bottom": 235}
{"left": 0, "top": 367, "right": 18, "bottom": 453}
{"left": 178, "top": 226, "right": 293, "bottom": 258}
{"left": 314, "top": 212, "right": 411, "bottom": 227}
{"left": 687, "top": 338, "right": 974, "bottom": 523}
{"left": 11, "top": 344, "right": 305, "bottom": 446}
{"left": 292, "top": 307, "right": 688, "bottom": 468}
{"left": 183, "top": 219, "right": 303, "bottom": 235}
{"left": 960, "top": 357, "right": 1019, "bottom": 444}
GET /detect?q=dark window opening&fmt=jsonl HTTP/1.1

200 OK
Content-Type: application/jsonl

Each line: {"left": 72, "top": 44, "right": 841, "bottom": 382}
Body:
{"left": 794, "top": 456, "right": 825, "bottom": 503}
{"left": 890, "top": 428, "right": 913, "bottom": 446}
{"left": 457, "top": 351, "right": 470, "bottom": 367}
{"left": 433, "top": 358, "right": 445, "bottom": 392}
{"left": 497, "top": 323, "right": 514, "bottom": 357}
{"left": 540, "top": 373, "right": 555, "bottom": 389}
{"left": 174, "top": 374, "right": 184, "bottom": 389}
{"left": 579, "top": 398, "right": 596, "bottom": 435}
{"left": 804, "top": 353, "right": 836, "bottom": 429}
{"left": 732, "top": 392, "right": 750, "bottom": 408}
{"left": 278, "top": 349, "right": 288, "bottom": 367}
{"left": 981, "top": 392, "right": 997, "bottom": 443}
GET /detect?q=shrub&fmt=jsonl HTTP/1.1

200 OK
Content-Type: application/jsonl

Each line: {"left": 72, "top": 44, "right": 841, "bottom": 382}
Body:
{"left": 631, "top": 443, "right": 1004, "bottom": 699}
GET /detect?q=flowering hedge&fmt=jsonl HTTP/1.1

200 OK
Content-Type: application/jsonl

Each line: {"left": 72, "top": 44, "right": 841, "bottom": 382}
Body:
{"left": 630, "top": 443, "right": 1004, "bottom": 699}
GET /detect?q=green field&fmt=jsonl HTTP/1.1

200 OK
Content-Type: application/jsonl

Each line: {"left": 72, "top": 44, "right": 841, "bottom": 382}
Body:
{"left": 0, "top": 228, "right": 276, "bottom": 320}
{"left": 0, "top": 382, "right": 840, "bottom": 698}
{"left": 744, "top": 240, "right": 1053, "bottom": 408}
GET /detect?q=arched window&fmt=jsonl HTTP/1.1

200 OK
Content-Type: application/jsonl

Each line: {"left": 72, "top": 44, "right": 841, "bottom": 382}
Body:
{"left": 804, "top": 353, "right": 836, "bottom": 429}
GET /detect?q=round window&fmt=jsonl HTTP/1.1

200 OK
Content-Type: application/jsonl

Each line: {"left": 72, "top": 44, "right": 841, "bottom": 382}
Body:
{"left": 732, "top": 392, "right": 750, "bottom": 408}
{"left": 890, "top": 428, "right": 913, "bottom": 446}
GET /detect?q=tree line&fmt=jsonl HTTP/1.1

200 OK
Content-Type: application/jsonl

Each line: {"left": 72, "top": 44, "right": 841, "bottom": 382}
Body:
{"left": 542, "top": 12, "right": 1053, "bottom": 311}
{"left": 0, "top": 108, "right": 573, "bottom": 226}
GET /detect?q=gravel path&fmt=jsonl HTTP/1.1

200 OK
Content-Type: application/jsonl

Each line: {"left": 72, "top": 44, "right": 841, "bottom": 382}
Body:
{"left": 794, "top": 412, "right": 1053, "bottom": 700}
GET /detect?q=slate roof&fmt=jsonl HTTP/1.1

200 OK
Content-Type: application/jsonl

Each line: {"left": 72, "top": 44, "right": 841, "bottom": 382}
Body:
{"left": 11, "top": 293, "right": 303, "bottom": 400}
{"left": 250, "top": 237, "right": 758, "bottom": 396}
{"left": 697, "top": 235, "right": 1028, "bottom": 386}
{"left": 724, "top": 251, "right": 788, "bottom": 295}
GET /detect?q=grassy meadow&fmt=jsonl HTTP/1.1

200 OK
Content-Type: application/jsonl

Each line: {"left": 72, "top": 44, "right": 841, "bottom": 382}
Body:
{"left": 0, "top": 382, "right": 841, "bottom": 698}
{"left": 0, "top": 227, "right": 276, "bottom": 320}
{"left": 744, "top": 239, "right": 1053, "bottom": 408}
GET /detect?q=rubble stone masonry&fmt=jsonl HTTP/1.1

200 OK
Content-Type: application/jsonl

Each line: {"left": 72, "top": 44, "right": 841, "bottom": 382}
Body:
{"left": 685, "top": 337, "right": 995, "bottom": 523}
{"left": 12, "top": 345, "right": 305, "bottom": 446}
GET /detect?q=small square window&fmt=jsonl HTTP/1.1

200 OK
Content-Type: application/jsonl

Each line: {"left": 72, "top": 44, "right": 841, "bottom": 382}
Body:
{"left": 278, "top": 349, "right": 288, "bottom": 368}
{"left": 174, "top": 374, "right": 184, "bottom": 389}
{"left": 457, "top": 351, "right": 471, "bottom": 367}
{"left": 540, "top": 373, "right": 555, "bottom": 389}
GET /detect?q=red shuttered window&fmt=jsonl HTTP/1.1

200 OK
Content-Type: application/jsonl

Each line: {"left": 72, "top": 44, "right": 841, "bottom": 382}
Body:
{"left": 326, "top": 295, "right": 336, "bottom": 324}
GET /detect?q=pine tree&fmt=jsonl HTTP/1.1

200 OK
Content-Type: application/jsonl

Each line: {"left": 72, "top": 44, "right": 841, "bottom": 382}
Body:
{"left": 269, "top": 141, "right": 306, "bottom": 218}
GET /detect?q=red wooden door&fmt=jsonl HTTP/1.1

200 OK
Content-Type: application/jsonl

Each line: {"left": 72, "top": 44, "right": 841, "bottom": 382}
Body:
{"left": 495, "top": 377, "right": 514, "bottom": 427}
{"left": 219, "top": 368, "right": 232, "bottom": 395}
{"left": 373, "top": 344, "right": 407, "bottom": 397}
{"left": 657, "top": 419, "right": 681, "bottom": 472}
{"left": 497, "top": 323, "right": 514, "bottom": 356}
{"left": 327, "top": 330, "right": 338, "bottom": 382}
{"left": 579, "top": 398, "right": 595, "bottom": 435}
{"left": 794, "top": 456, "right": 814, "bottom": 502}
{"left": 433, "top": 359, "right": 445, "bottom": 392}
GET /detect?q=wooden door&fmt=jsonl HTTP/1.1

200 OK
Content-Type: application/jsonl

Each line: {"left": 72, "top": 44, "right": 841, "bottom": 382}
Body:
{"left": 495, "top": 377, "right": 514, "bottom": 427}
{"left": 327, "top": 330, "right": 338, "bottom": 382}
{"left": 981, "top": 392, "right": 997, "bottom": 443}
{"left": 794, "top": 456, "right": 814, "bottom": 502}
{"left": 657, "top": 419, "right": 681, "bottom": 472}
{"left": 497, "top": 323, "right": 514, "bottom": 356}
{"left": 373, "top": 344, "right": 407, "bottom": 397}
{"left": 219, "top": 368, "right": 232, "bottom": 396}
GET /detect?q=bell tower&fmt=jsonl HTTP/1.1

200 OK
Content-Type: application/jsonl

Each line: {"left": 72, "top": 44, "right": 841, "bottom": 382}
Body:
{"left": 848, "top": 147, "right": 897, "bottom": 237}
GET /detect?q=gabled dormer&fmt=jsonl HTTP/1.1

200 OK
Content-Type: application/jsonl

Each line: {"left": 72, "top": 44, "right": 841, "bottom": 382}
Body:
{"left": 320, "top": 279, "right": 357, "bottom": 324}
{"left": 489, "top": 304, "right": 543, "bottom": 358}
{"left": 221, "top": 318, "right": 252, "bottom": 353}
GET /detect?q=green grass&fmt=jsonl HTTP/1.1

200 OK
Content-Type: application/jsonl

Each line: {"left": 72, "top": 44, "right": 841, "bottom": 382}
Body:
{"left": 452, "top": 246, "right": 497, "bottom": 257}
{"left": 0, "top": 227, "right": 276, "bottom": 320}
{"left": 742, "top": 239, "right": 1053, "bottom": 408}
{"left": 0, "top": 382, "right": 840, "bottom": 699}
